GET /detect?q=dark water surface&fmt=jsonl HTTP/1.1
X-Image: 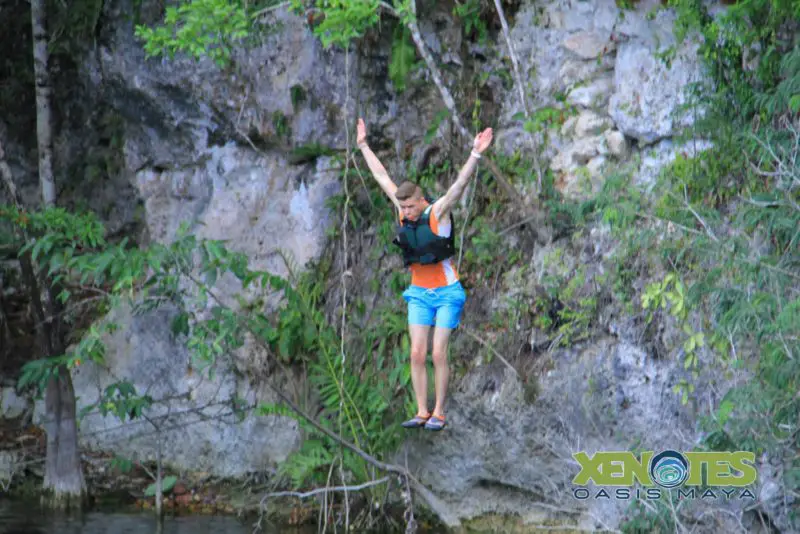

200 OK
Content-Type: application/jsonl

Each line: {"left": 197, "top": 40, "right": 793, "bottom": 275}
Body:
{"left": 0, "top": 499, "right": 320, "bottom": 534}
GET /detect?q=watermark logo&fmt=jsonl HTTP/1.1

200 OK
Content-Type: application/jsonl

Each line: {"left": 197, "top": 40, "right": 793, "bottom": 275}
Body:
{"left": 572, "top": 449, "right": 757, "bottom": 501}
{"left": 649, "top": 450, "right": 689, "bottom": 488}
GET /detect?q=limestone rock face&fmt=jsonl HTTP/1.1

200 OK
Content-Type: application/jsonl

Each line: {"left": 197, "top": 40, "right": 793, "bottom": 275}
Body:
{"left": 575, "top": 110, "right": 613, "bottom": 138}
{"left": 67, "top": 306, "right": 303, "bottom": 477}
{"left": 608, "top": 41, "right": 704, "bottom": 144}
{"left": 0, "top": 388, "right": 29, "bottom": 420}
{"left": 605, "top": 129, "right": 629, "bottom": 159}
{"left": 7, "top": 0, "right": 751, "bottom": 529}
{"left": 562, "top": 31, "right": 616, "bottom": 60}
{"left": 490, "top": 0, "right": 709, "bottom": 201}
{"left": 400, "top": 339, "right": 701, "bottom": 530}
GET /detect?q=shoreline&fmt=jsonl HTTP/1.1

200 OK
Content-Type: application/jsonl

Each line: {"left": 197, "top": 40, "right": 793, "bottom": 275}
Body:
{"left": 4, "top": 443, "right": 437, "bottom": 531}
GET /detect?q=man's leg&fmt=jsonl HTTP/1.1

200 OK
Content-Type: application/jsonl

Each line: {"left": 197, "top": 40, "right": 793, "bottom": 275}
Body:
{"left": 409, "top": 324, "right": 431, "bottom": 417}
{"left": 426, "top": 281, "right": 466, "bottom": 426}
{"left": 431, "top": 326, "right": 452, "bottom": 418}
{"left": 402, "top": 286, "right": 436, "bottom": 426}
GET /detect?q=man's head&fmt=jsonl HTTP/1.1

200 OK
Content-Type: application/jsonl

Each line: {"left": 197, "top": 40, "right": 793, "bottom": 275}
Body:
{"left": 395, "top": 181, "right": 428, "bottom": 222}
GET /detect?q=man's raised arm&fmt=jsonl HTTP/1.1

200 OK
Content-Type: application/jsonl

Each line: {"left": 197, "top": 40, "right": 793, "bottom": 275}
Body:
{"left": 357, "top": 118, "right": 401, "bottom": 211}
{"left": 434, "top": 127, "right": 493, "bottom": 222}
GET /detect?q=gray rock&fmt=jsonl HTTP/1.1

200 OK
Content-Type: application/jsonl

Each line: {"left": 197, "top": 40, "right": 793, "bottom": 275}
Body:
{"left": 0, "top": 388, "right": 28, "bottom": 420}
{"left": 0, "top": 450, "right": 19, "bottom": 487}
{"left": 572, "top": 136, "right": 605, "bottom": 164}
{"left": 754, "top": 454, "right": 797, "bottom": 532}
{"left": 563, "top": 0, "right": 598, "bottom": 32}
{"left": 604, "top": 129, "right": 629, "bottom": 159}
{"left": 567, "top": 75, "right": 614, "bottom": 108}
{"left": 575, "top": 110, "right": 614, "bottom": 138}
{"left": 48, "top": 144, "right": 342, "bottom": 476}
{"left": 562, "top": 31, "right": 616, "bottom": 59}
{"left": 400, "top": 338, "right": 695, "bottom": 529}
{"left": 40, "top": 305, "right": 303, "bottom": 477}
{"left": 551, "top": 148, "right": 574, "bottom": 173}
{"left": 498, "top": 3, "right": 572, "bottom": 112}
{"left": 550, "top": 135, "right": 604, "bottom": 172}
{"left": 559, "top": 56, "right": 615, "bottom": 87}
{"left": 608, "top": 40, "right": 706, "bottom": 144}
{"left": 637, "top": 138, "right": 714, "bottom": 188}
{"left": 418, "top": 8, "right": 463, "bottom": 67}
{"left": 587, "top": 155, "right": 607, "bottom": 176}
{"left": 560, "top": 115, "right": 578, "bottom": 137}
{"left": 759, "top": 481, "right": 779, "bottom": 503}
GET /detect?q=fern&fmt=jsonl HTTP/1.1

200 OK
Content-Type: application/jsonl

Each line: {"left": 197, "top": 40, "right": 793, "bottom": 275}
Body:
{"left": 278, "top": 439, "right": 335, "bottom": 488}
{"left": 389, "top": 25, "right": 417, "bottom": 92}
{"left": 755, "top": 45, "right": 800, "bottom": 115}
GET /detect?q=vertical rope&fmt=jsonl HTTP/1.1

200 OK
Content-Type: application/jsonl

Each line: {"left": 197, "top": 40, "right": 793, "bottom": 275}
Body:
{"left": 457, "top": 165, "right": 479, "bottom": 274}
{"left": 339, "top": 43, "right": 353, "bottom": 533}
{"left": 339, "top": 45, "right": 351, "bottom": 432}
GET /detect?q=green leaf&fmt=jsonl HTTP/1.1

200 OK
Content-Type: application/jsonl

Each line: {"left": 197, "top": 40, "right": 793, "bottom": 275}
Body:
{"left": 109, "top": 455, "right": 134, "bottom": 473}
{"left": 278, "top": 332, "right": 292, "bottom": 359}
{"left": 144, "top": 475, "right": 178, "bottom": 496}
{"left": 303, "top": 321, "right": 316, "bottom": 348}
{"left": 171, "top": 312, "right": 190, "bottom": 336}
{"left": 717, "top": 400, "right": 734, "bottom": 425}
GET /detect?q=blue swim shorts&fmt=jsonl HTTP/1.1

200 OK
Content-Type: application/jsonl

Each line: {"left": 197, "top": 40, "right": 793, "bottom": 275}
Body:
{"left": 402, "top": 281, "right": 467, "bottom": 329}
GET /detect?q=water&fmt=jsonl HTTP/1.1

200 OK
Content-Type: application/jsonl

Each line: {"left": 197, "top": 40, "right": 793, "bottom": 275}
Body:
{"left": 0, "top": 499, "right": 318, "bottom": 534}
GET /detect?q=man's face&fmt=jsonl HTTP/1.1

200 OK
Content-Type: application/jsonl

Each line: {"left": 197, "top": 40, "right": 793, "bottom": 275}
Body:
{"left": 400, "top": 194, "right": 427, "bottom": 222}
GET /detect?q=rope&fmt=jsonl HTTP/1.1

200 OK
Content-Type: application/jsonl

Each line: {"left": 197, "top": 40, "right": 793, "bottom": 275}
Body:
{"left": 338, "top": 42, "right": 353, "bottom": 533}
{"left": 339, "top": 44, "right": 351, "bottom": 439}
{"left": 457, "top": 164, "right": 479, "bottom": 274}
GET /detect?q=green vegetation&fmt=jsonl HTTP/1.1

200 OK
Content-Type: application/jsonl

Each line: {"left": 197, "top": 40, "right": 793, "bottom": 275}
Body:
{"left": 452, "top": 0, "right": 490, "bottom": 44}
{"left": 602, "top": 0, "right": 799, "bottom": 529}
{"left": 389, "top": 25, "right": 419, "bottom": 92}
{"left": 288, "top": 0, "right": 385, "bottom": 49}
{"left": 135, "top": 0, "right": 250, "bottom": 66}
{"left": 4, "top": 198, "right": 412, "bottom": 523}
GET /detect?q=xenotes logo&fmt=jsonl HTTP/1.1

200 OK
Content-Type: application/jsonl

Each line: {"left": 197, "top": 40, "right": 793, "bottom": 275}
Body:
{"left": 650, "top": 450, "right": 689, "bottom": 488}
{"left": 571, "top": 450, "right": 757, "bottom": 501}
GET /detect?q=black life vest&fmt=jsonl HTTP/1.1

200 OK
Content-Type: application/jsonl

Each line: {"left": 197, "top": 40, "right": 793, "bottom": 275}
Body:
{"left": 392, "top": 199, "right": 456, "bottom": 267}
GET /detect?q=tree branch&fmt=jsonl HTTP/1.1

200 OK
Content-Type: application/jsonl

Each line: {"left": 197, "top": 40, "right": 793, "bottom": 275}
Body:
{"left": 260, "top": 476, "right": 389, "bottom": 502}
{"left": 462, "top": 326, "right": 521, "bottom": 379}
{"left": 492, "top": 0, "right": 544, "bottom": 192}
{"left": 252, "top": 0, "right": 290, "bottom": 19}
{"left": 403, "top": 1, "right": 470, "bottom": 141}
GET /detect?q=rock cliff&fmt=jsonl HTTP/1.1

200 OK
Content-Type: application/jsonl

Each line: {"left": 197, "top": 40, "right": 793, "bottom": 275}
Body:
{"left": 0, "top": 0, "right": 789, "bottom": 531}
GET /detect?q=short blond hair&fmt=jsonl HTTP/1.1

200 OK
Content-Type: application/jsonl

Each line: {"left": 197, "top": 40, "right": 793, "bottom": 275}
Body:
{"left": 395, "top": 181, "right": 421, "bottom": 201}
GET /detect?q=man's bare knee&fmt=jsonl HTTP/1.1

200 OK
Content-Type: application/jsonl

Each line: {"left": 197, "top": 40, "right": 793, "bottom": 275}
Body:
{"left": 432, "top": 349, "right": 448, "bottom": 367}
{"left": 410, "top": 346, "right": 427, "bottom": 365}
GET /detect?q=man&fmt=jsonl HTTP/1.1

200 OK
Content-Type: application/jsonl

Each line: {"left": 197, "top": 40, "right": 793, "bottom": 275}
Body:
{"left": 356, "top": 117, "right": 493, "bottom": 431}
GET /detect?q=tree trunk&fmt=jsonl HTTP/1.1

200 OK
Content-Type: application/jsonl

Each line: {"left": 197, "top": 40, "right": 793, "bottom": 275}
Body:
{"left": 29, "top": 0, "right": 87, "bottom": 508}
{"left": 31, "top": 0, "right": 56, "bottom": 207}
{"left": 42, "top": 365, "right": 87, "bottom": 509}
{"left": 17, "top": 247, "right": 86, "bottom": 509}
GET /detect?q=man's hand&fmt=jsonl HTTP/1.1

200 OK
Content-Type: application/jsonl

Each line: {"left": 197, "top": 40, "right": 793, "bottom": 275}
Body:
{"left": 434, "top": 126, "right": 494, "bottom": 222}
{"left": 473, "top": 127, "right": 493, "bottom": 154}
{"left": 355, "top": 117, "right": 400, "bottom": 211}
{"left": 357, "top": 118, "right": 368, "bottom": 148}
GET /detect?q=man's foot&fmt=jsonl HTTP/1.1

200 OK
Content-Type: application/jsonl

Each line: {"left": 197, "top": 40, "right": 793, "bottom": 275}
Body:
{"left": 424, "top": 414, "right": 446, "bottom": 431}
{"left": 401, "top": 412, "right": 431, "bottom": 428}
